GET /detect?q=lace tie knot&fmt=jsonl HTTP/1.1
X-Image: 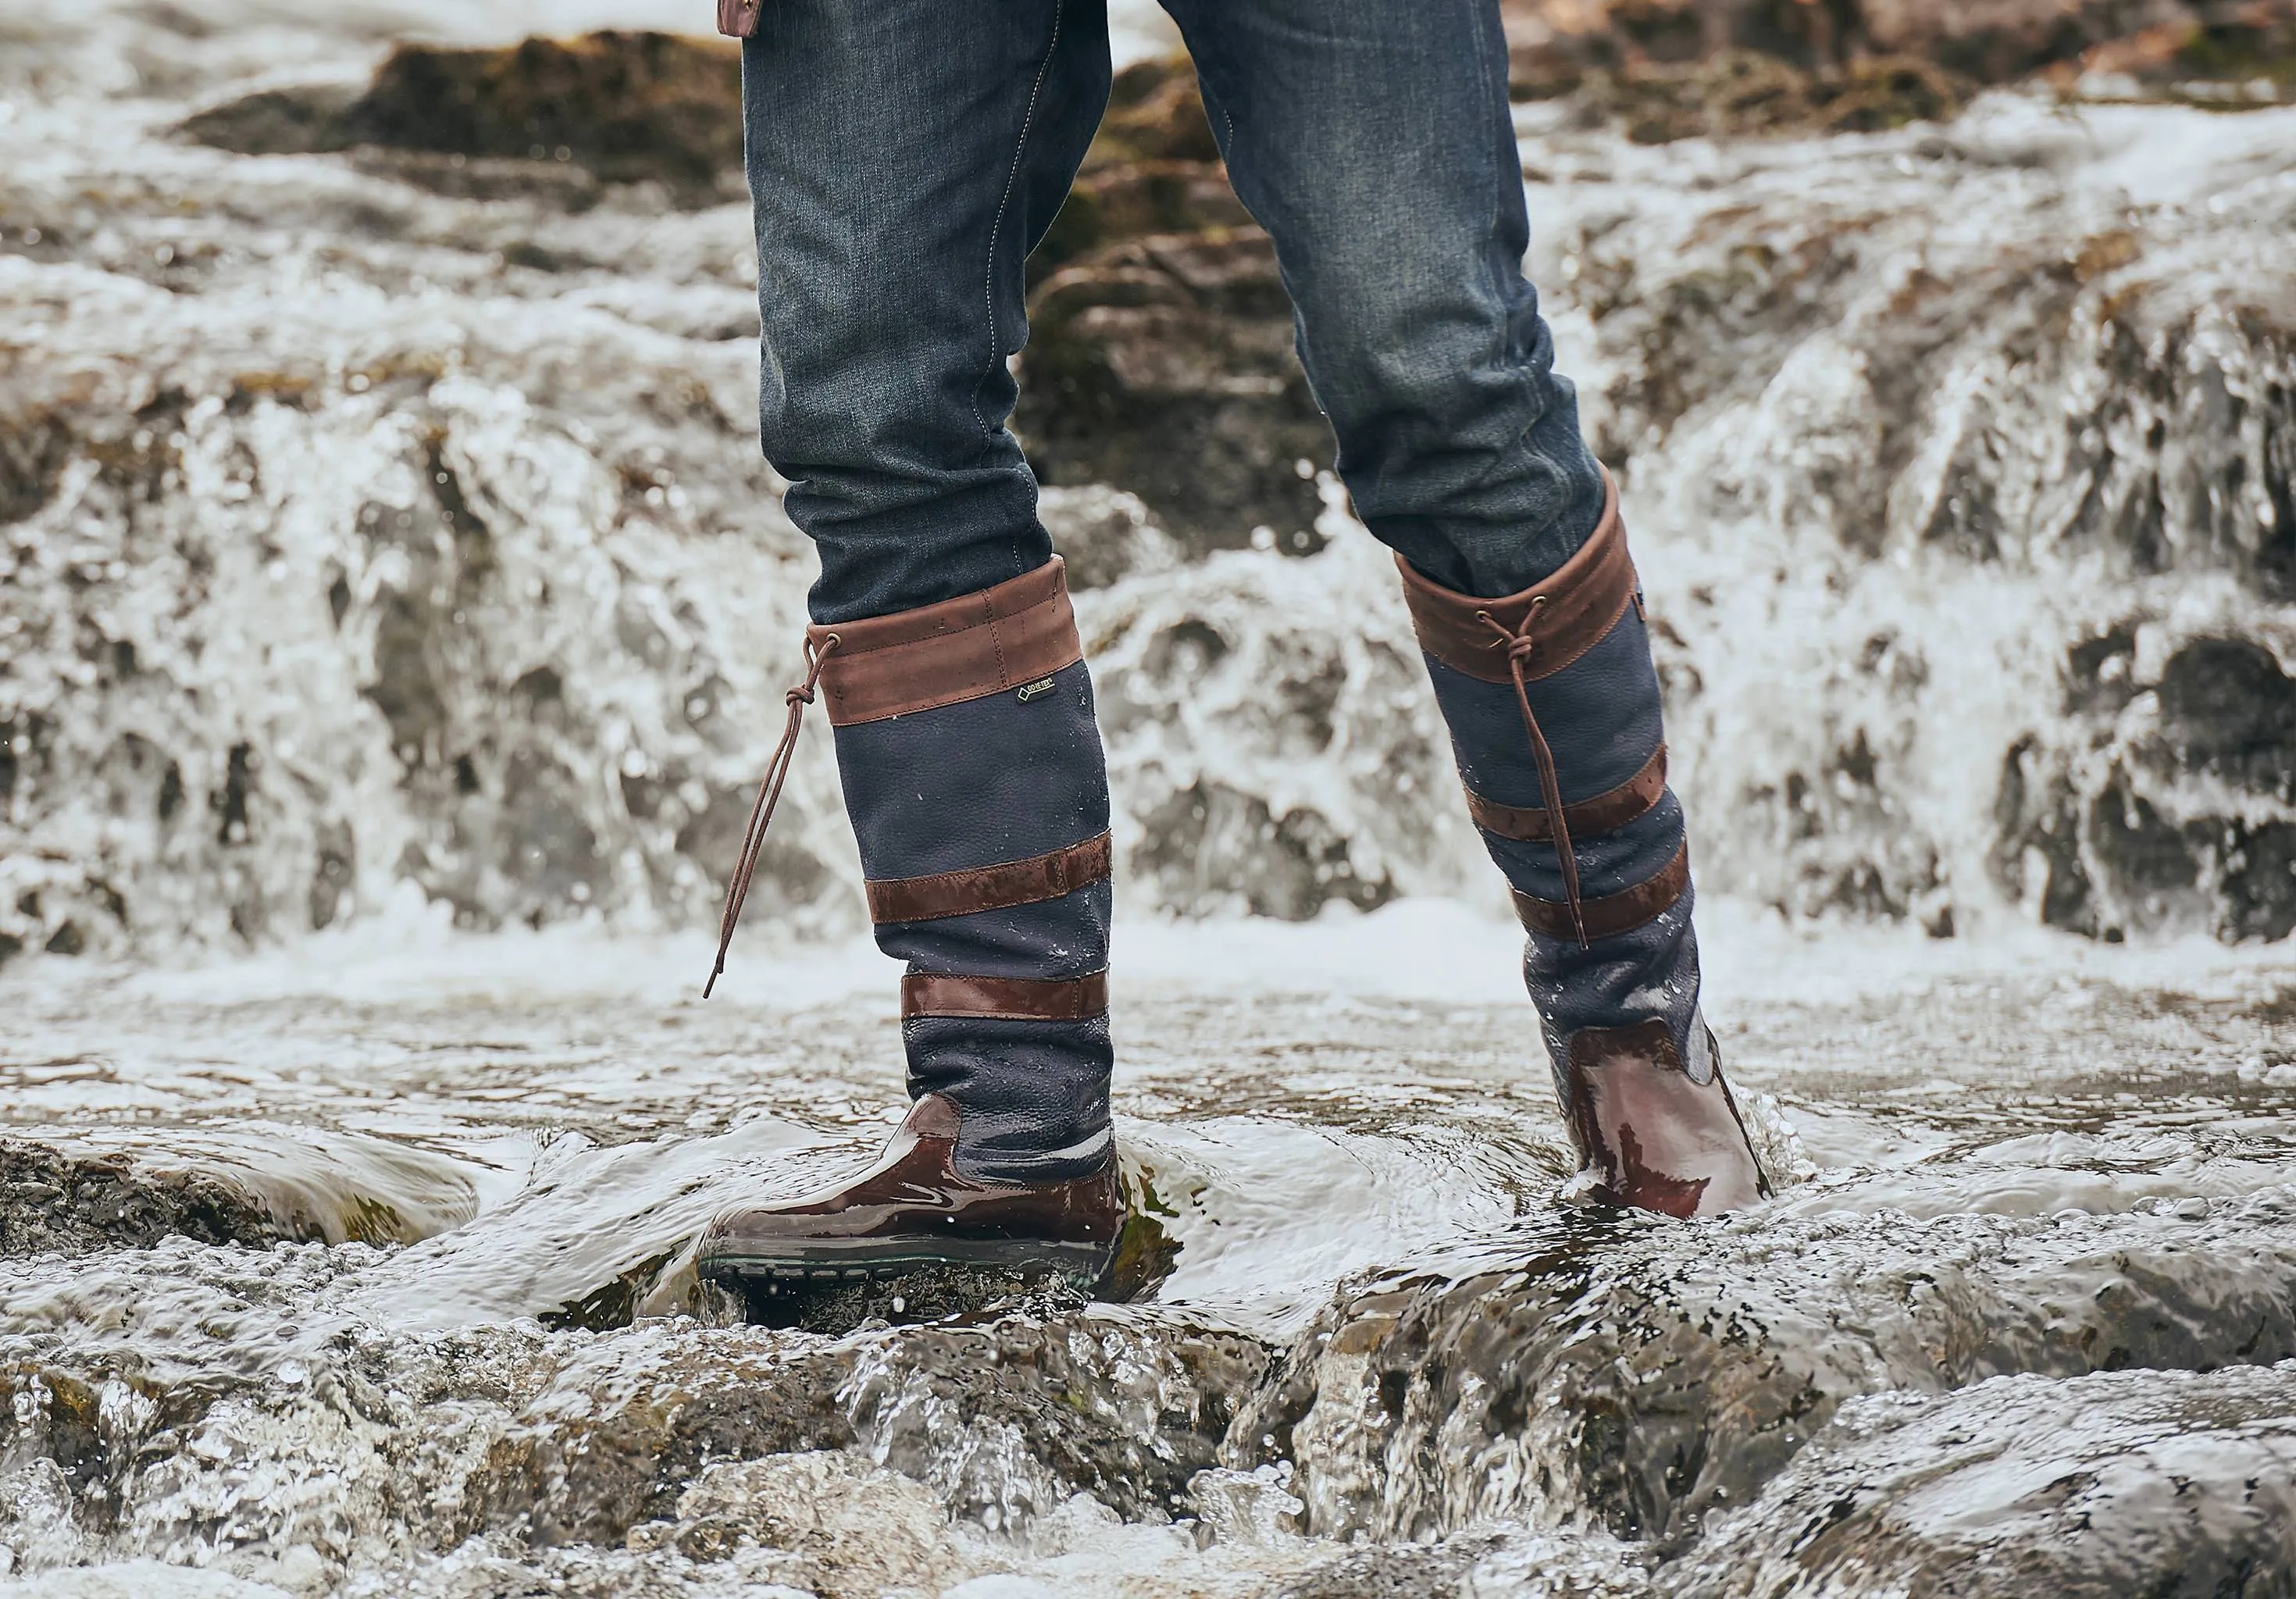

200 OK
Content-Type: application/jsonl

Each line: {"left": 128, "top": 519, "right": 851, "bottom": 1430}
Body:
{"left": 1474, "top": 595, "right": 1588, "bottom": 947}
{"left": 705, "top": 632, "right": 841, "bottom": 997}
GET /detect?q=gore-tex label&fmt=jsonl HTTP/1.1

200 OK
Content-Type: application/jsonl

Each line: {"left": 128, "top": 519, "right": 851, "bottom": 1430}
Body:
{"left": 1015, "top": 676, "right": 1059, "bottom": 703}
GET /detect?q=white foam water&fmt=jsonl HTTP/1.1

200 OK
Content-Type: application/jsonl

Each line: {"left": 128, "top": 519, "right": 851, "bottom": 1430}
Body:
{"left": 4, "top": 1, "right": 2292, "bottom": 966}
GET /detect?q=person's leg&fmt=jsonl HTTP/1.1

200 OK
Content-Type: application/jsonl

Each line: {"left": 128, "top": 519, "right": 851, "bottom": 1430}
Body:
{"left": 1156, "top": 0, "right": 1604, "bottom": 597}
{"left": 704, "top": 0, "right": 1124, "bottom": 1287}
{"left": 1160, "top": 0, "right": 1763, "bottom": 1214}
{"left": 745, "top": 0, "right": 1109, "bottom": 623}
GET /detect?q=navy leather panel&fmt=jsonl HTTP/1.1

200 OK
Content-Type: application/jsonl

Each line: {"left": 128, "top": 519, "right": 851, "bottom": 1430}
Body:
{"left": 875, "top": 881, "right": 1112, "bottom": 981}
{"left": 1522, "top": 880, "right": 1703, "bottom": 1077}
{"left": 1422, "top": 611, "right": 1664, "bottom": 807}
{"left": 906, "top": 1014, "right": 1114, "bottom": 1182}
{"left": 1482, "top": 792, "right": 1685, "bottom": 901}
{"left": 832, "top": 659, "right": 1111, "bottom": 881}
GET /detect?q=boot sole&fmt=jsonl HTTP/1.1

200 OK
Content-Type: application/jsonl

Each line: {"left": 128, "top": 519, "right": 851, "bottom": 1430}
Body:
{"left": 700, "top": 1235, "right": 1113, "bottom": 1291}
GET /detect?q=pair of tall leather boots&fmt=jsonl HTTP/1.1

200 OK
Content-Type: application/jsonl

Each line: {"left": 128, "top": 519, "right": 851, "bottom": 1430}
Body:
{"left": 698, "top": 477, "right": 1766, "bottom": 1295}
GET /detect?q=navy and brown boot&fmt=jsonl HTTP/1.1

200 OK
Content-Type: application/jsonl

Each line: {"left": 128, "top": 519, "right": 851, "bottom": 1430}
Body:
{"left": 697, "top": 1094, "right": 1121, "bottom": 1287}
{"left": 697, "top": 557, "right": 1125, "bottom": 1291}
{"left": 1396, "top": 472, "right": 1768, "bottom": 1218}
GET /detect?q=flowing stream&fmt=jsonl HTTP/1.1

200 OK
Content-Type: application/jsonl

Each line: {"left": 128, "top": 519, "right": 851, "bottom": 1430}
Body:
{"left": 3, "top": 2, "right": 2295, "bottom": 1595}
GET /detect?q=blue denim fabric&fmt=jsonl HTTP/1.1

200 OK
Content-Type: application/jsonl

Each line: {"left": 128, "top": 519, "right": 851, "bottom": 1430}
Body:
{"left": 740, "top": 0, "right": 1607, "bottom": 618}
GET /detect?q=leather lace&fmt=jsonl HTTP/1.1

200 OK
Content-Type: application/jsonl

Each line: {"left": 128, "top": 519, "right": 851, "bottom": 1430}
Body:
{"left": 704, "top": 633, "right": 839, "bottom": 997}
{"left": 1478, "top": 598, "right": 1589, "bottom": 947}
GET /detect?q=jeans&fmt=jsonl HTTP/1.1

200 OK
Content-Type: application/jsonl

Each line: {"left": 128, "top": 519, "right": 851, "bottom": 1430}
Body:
{"left": 739, "top": 0, "right": 1610, "bottom": 621}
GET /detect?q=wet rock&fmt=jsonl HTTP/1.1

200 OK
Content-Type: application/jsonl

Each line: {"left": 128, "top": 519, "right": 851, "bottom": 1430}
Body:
{"left": 1021, "top": 226, "right": 1331, "bottom": 558}
{"left": 1132, "top": 781, "right": 1398, "bottom": 921}
{"left": 3, "top": 1223, "right": 1266, "bottom": 1565}
{"left": 0, "top": 1457, "right": 83, "bottom": 1576}
{"left": 1556, "top": 116, "right": 2296, "bottom": 943}
{"left": 180, "top": 32, "right": 743, "bottom": 203}
{"left": 1087, "top": 54, "right": 1225, "bottom": 168}
{"left": 472, "top": 1309, "right": 1267, "bottom": 1544}
{"left": 1084, "top": 531, "right": 1470, "bottom": 921}
{"left": 1028, "top": 56, "right": 1239, "bottom": 284}
{"left": 23, "top": 2, "right": 2296, "bottom": 949}
{"left": 1187, "top": 1463, "right": 1306, "bottom": 1547}
{"left": 175, "top": 84, "right": 359, "bottom": 158}
{"left": 1578, "top": 50, "right": 1966, "bottom": 143}
{"left": 1036, "top": 486, "right": 1184, "bottom": 589}
{"left": 1996, "top": 630, "right": 2296, "bottom": 943}
{"left": 0, "top": 411, "right": 74, "bottom": 526}
{"left": 627, "top": 1451, "right": 975, "bottom": 1595}
{"left": 1267, "top": 1535, "right": 1511, "bottom": 1599}
{"left": 1018, "top": 55, "right": 1333, "bottom": 555}
{"left": 840, "top": 1309, "right": 1269, "bottom": 1530}
{"left": 347, "top": 33, "right": 741, "bottom": 192}
{"left": 1667, "top": 1363, "right": 2296, "bottom": 1597}
{"left": 0, "top": 340, "right": 815, "bottom": 949}
{"left": 1225, "top": 1192, "right": 2296, "bottom": 1544}
{"left": 0, "top": 1141, "right": 289, "bottom": 1256}
{"left": 1500, "top": 0, "right": 2296, "bottom": 128}
{"left": 1501, "top": 0, "right": 2296, "bottom": 98}
{"left": 1030, "top": 159, "right": 1257, "bottom": 285}
{"left": 740, "top": 1267, "right": 1095, "bottom": 1335}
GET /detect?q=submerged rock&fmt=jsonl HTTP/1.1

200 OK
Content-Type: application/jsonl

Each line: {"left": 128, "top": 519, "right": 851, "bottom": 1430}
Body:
{"left": 1225, "top": 1191, "right": 2296, "bottom": 1544}
{"left": 0, "top": 1252, "right": 1267, "bottom": 1563}
{"left": 1668, "top": 1363, "right": 2296, "bottom": 1597}
{"left": 0, "top": 1141, "right": 287, "bottom": 1256}
{"left": 626, "top": 1451, "right": 974, "bottom": 1595}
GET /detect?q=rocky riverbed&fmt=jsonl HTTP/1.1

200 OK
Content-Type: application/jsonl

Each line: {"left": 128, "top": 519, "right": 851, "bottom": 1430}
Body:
{"left": 2, "top": 908, "right": 2294, "bottom": 1596}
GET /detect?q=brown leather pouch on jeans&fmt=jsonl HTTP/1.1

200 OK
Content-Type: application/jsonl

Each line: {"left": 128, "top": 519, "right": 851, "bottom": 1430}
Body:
{"left": 718, "top": 0, "right": 760, "bottom": 37}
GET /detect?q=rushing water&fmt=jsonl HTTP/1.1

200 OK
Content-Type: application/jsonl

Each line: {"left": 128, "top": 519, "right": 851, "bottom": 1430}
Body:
{"left": 2, "top": 908, "right": 2293, "bottom": 1596}
{"left": 4, "top": 0, "right": 2296, "bottom": 1594}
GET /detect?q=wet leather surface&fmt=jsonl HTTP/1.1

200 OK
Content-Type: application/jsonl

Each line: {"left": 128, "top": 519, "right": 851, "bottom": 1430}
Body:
{"left": 867, "top": 832, "right": 1111, "bottom": 924}
{"left": 703, "top": 1095, "right": 1122, "bottom": 1248}
{"left": 1563, "top": 1020, "right": 1767, "bottom": 1217}
{"left": 1486, "top": 792, "right": 1688, "bottom": 903}
{"left": 1393, "top": 475, "right": 1632, "bottom": 682}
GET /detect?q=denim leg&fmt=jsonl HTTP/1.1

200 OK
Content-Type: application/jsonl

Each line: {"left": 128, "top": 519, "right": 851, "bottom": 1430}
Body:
{"left": 1168, "top": 1, "right": 1710, "bottom": 1080}
{"left": 741, "top": 0, "right": 1111, "bottom": 624}
{"left": 1154, "top": 0, "right": 1607, "bottom": 598}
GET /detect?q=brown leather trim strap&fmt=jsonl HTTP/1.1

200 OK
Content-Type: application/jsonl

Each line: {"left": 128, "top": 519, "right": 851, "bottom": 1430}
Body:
{"left": 1395, "top": 469, "right": 1637, "bottom": 685}
{"left": 901, "top": 972, "right": 1110, "bottom": 1021}
{"left": 866, "top": 832, "right": 1113, "bottom": 925}
{"left": 1468, "top": 744, "right": 1669, "bottom": 843}
{"left": 810, "top": 558, "right": 1083, "bottom": 727}
{"left": 1512, "top": 840, "right": 1690, "bottom": 942}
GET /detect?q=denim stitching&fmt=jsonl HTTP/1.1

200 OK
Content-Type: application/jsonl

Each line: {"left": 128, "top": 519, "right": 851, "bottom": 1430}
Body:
{"left": 1469, "top": 4, "right": 1524, "bottom": 378}
{"left": 975, "top": 3, "right": 1064, "bottom": 436}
